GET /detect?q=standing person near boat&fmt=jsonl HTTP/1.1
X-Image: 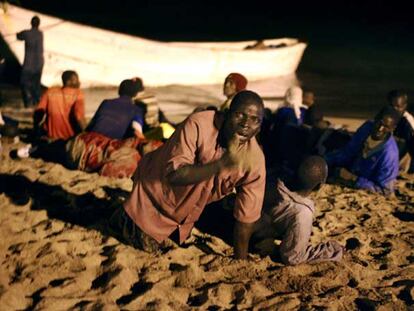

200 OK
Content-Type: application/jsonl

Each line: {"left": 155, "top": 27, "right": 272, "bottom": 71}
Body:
{"left": 16, "top": 15, "right": 44, "bottom": 108}
{"left": 220, "top": 73, "right": 248, "bottom": 111}
{"left": 109, "top": 91, "right": 266, "bottom": 259}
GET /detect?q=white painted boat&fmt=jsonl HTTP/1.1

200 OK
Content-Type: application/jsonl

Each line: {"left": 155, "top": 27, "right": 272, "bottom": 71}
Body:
{"left": 0, "top": 5, "right": 307, "bottom": 88}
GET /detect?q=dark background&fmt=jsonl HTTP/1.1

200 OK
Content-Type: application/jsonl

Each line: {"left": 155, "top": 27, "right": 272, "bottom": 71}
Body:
{"left": 1, "top": 0, "right": 413, "bottom": 117}
{"left": 15, "top": 0, "right": 414, "bottom": 78}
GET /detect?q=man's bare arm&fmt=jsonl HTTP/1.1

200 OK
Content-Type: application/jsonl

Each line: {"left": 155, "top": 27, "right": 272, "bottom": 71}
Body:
{"left": 166, "top": 159, "right": 226, "bottom": 186}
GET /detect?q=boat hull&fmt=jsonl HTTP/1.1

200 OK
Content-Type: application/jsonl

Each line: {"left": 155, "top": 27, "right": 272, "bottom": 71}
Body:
{"left": 0, "top": 5, "right": 307, "bottom": 87}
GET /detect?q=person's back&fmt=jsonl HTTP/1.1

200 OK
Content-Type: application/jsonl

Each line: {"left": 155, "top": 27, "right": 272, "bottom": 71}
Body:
{"left": 17, "top": 27, "right": 44, "bottom": 72}
{"left": 274, "top": 106, "right": 306, "bottom": 127}
{"left": 17, "top": 15, "right": 44, "bottom": 107}
{"left": 87, "top": 79, "right": 145, "bottom": 139}
{"left": 37, "top": 86, "right": 84, "bottom": 140}
{"left": 255, "top": 156, "right": 344, "bottom": 265}
{"left": 87, "top": 96, "right": 144, "bottom": 139}
{"left": 34, "top": 70, "right": 85, "bottom": 140}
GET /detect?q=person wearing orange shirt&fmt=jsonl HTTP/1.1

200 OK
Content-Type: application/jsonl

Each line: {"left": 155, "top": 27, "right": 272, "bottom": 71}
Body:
{"left": 34, "top": 70, "right": 86, "bottom": 140}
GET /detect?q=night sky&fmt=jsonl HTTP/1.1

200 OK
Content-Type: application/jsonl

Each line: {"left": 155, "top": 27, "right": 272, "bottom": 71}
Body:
{"left": 18, "top": 0, "right": 413, "bottom": 42}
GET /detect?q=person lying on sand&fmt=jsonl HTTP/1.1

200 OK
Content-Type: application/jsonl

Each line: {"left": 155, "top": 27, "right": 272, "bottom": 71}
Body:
{"left": 65, "top": 79, "right": 162, "bottom": 178}
{"left": 325, "top": 106, "right": 400, "bottom": 195}
{"left": 109, "top": 91, "right": 266, "bottom": 259}
{"left": 220, "top": 73, "right": 248, "bottom": 111}
{"left": 16, "top": 79, "right": 162, "bottom": 179}
{"left": 254, "top": 156, "right": 344, "bottom": 265}
{"left": 33, "top": 70, "right": 86, "bottom": 141}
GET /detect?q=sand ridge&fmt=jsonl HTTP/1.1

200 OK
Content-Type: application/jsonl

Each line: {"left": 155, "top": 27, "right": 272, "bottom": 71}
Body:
{"left": 0, "top": 139, "right": 413, "bottom": 310}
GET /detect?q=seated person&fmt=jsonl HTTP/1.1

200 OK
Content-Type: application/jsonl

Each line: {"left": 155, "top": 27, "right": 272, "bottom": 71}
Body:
{"left": 87, "top": 79, "right": 144, "bottom": 139}
{"left": 18, "top": 79, "right": 156, "bottom": 179}
{"left": 273, "top": 86, "right": 307, "bottom": 128}
{"left": 324, "top": 107, "right": 400, "bottom": 195}
{"left": 34, "top": 70, "right": 86, "bottom": 140}
{"left": 386, "top": 89, "right": 414, "bottom": 173}
{"left": 220, "top": 73, "right": 248, "bottom": 111}
{"left": 254, "top": 156, "right": 343, "bottom": 265}
{"left": 302, "top": 89, "right": 329, "bottom": 129}
{"left": 66, "top": 79, "right": 158, "bottom": 178}
{"left": 132, "top": 77, "right": 175, "bottom": 140}
{"left": 264, "top": 86, "right": 307, "bottom": 168}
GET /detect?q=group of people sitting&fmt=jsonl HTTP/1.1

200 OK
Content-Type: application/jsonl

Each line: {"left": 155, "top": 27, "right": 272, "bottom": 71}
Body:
{"left": 12, "top": 71, "right": 173, "bottom": 178}
{"left": 3, "top": 70, "right": 413, "bottom": 266}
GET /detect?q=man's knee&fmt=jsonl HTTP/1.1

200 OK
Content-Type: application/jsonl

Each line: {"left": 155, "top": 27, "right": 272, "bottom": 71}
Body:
{"left": 108, "top": 207, "right": 161, "bottom": 253}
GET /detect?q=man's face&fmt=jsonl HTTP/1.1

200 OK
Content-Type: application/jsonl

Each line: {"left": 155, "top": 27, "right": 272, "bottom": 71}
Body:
{"left": 68, "top": 74, "right": 80, "bottom": 88}
{"left": 371, "top": 115, "right": 396, "bottom": 141}
{"left": 391, "top": 95, "right": 408, "bottom": 114}
{"left": 223, "top": 78, "right": 237, "bottom": 98}
{"left": 303, "top": 92, "right": 315, "bottom": 107}
{"left": 224, "top": 101, "right": 263, "bottom": 144}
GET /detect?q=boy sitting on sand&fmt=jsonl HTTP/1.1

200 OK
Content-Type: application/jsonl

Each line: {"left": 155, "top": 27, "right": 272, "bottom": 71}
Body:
{"left": 254, "top": 156, "right": 344, "bottom": 265}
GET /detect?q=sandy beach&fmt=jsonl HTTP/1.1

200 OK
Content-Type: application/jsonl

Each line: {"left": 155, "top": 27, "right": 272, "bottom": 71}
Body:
{"left": 0, "top": 136, "right": 413, "bottom": 310}
{"left": 0, "top": 86, "right": 413, "bottom": 310}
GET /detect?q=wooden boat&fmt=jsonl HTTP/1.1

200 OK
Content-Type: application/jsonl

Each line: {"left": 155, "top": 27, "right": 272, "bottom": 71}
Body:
{"left": 0, "top": 5, "right": 307, "bottom": 88}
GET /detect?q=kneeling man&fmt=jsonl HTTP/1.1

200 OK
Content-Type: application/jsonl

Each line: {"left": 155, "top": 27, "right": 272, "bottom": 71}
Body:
{"left": 110, "top": 91, "right": 266, "bottom": 259}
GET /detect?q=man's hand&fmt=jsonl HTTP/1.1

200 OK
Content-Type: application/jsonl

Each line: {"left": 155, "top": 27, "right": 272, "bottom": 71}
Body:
{"left": 338, "top": 168, "right": 357, "bottom": 182}
{"left": 222, "top": 135, "right": 255, "bottom": 171}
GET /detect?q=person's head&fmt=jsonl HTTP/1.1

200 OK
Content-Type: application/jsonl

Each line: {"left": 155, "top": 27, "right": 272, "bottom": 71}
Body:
{"left": 222, "top": 90, "right": 264, "bottom": 145}
{"left": 223, "top": 73, "right": 248, "bottom": 99}
{"left": 371, "top": 106, "right": 401, "bottom": 141}
{"left": 387, "top": 89, "right": 408, "bottom": 114}
{"left": 118, "top": 79, "right": 142, "bottom": 97}
{"left": 306, "top": 105, "right": 324, "bottom": 127}
{"left": 296, "top": 156, "right": 328, "bottom": 192}
{"left": 31, "top": 16, "right": 40, "bottom": 29}
{"left": 61, "top": 70, "right": 80, "bottom": 88}
{"left": 302, "top": 89, "right": 315, "bottom": 107}
{"left": 131, "top": 77, "right": 144, "bottom": 94}
{"left": 284, "top": 86, "right": 303, "bottom": 108}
